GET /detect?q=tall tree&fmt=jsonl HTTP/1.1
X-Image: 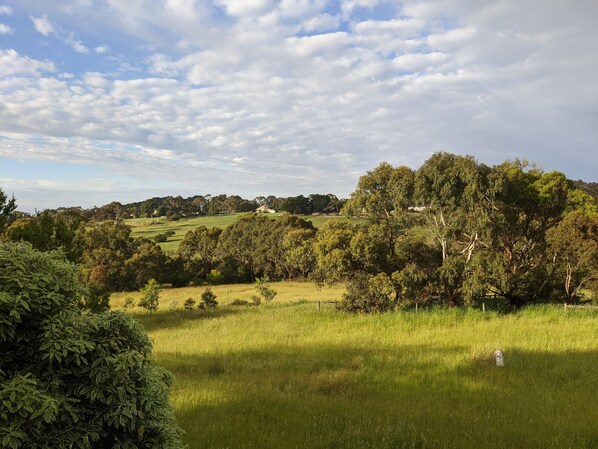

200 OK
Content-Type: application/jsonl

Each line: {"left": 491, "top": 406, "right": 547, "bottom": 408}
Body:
{"left": 178, "top": 225, "right": 222, "bottom": 282}
{"left": 344, "top": 162, "right": 415, "bottom": 223}
{"left": 547, "top": 211, "right": 598, "bottom": 303}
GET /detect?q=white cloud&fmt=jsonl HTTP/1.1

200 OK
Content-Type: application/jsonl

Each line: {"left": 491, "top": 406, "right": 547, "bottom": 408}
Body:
{"left": 0, "top": 6, "right": 12, "bottom": 15}
{"left": 216, "top": 0, "right": 273, "bottom": 17}
{"left": 0, "top": 49, "right": 55, "bottom": 77}
{"left": 2, "top": 0, "right": 598, "bottom": 210}
{"left": 30, "top": 15, "right": 56, "bottom": 36}
{"left": 0, "top": 23, "right": 12, "bottom": 34}
{"left": 300, "top": 13, "right": 340, "bottom": 33}
{"left": 64, "top": 33, "right": 89, "bottom": 53}
{"left": 95, "top": 45, "right": 110, "bottom": 54}
{"left": 83, "top": 72, "right": 107, "bottom": 88}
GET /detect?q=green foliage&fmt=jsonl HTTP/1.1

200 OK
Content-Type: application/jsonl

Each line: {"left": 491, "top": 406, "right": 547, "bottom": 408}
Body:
{"left": 138, "top": 278, "right": 161, "bottom": 315}
{"left": 125, "top": 239, "right": 169, "bottom": 289}
{"left": 254, "top": 274, "right": 277, "bottom": 303}
{"left": 206, "top": 269, "right": 225, "bottom": 285}
{"left": 123, "top": 296, "right": 135, "bottom": 310}
{"left": 200, "top": 287, "right": 218, "bottom": 308}
{"left": 0, "top": 242, "right": 184, "bottom": 448}
{"left": 0, "top": 189, "right": 17, "bottom": 232}
{"left": 184, "top": 298, "right": 196, "bottom": 310}
{"left": 154, "top": 232, "right": 169, "bottom": 242}
{"left": 283, "top": 228, "right": 316, "bottom": 278}
{"left": 332, "top": 153, "right": 598, "bottom": 310}
{"left": 3, "top": 210, "right": 85, "bottom": 261}
{"left": 79, "top": 284, "right": 111, "bottom": 313}
{"left": 312, "top": 221, "right": 359, "bottom": 284}
{"left": 340, "top": 272, "right": 395, "bottom": 313}
{"left": 547, "top": 211, "right": 598, "bottom": 303}
{"left": 178, "top": 226, "right": 222, "bottom": 282}
{"left": 344, "top": 162, "right": 415, "bottom": 221}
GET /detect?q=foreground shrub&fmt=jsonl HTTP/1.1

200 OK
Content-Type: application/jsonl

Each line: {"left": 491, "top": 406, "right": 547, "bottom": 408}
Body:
{"left": 0, "top": 242, "right": 184, "bottom": 448}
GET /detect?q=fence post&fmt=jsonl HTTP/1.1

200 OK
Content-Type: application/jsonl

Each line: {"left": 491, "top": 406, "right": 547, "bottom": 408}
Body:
{"left": 317, "top": 300, "right": 321, "bottom": 312}
{"left": 564, "top": 303, "right": 567, "bottom": 311}
{"left": 482, "top": 303, "right": 486, "bottom": 313}
{"left": 415, "top": 303, "right": 418, "bottom": 313}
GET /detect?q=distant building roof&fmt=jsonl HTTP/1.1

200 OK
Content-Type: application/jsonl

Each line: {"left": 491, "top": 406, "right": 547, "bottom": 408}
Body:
{"left": 256, "top": 205, "right": 276, "bottom": 213}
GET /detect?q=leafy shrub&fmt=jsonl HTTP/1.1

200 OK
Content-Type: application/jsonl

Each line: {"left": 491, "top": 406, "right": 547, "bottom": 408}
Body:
{"left": 0, "top": 242, "right": 184, "bottom": 448}
{"left": 251, "top": 295, "right": 261, "bottom": 306}
{"left": 123, "top": 295, "right": 135, "bottom": 310}
{"left": 184, "top": 297, "right": 196, "bottom": 310}
{"left": 230, "top": 298, "right": 249, "bottom": 306}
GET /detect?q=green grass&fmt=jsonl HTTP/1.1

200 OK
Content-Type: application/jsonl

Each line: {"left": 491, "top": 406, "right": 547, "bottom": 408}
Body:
{"left": 113, "top": 284, "right": 598, "bottom": 449}
{"left": 125, "top": 214, "right": 352, "bottom": 253}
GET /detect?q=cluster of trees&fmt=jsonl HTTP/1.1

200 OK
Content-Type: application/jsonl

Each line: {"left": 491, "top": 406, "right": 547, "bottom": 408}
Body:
{"left": 70, "top": 192, "right": 345, "bottom": 222}
{"left": 332, "top": 153, "right": 598, "bottom": 311}
{"left": 0, "top": 196, "right": 317, "bottom": 304}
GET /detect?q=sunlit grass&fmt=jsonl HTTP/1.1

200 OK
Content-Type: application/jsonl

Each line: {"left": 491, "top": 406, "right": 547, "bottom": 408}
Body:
{"left": 112, "top": 285, "right": 598, "bottom": 449}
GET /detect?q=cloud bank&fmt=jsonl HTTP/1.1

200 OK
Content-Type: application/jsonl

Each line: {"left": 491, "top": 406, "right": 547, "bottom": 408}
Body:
{"left": 1, "top": 0, "right": 597, "bottom": 211}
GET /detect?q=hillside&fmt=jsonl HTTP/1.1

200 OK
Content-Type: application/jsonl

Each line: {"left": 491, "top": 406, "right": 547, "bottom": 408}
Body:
{"left": 126, "top": 213, "right": 351, "bottom": 253}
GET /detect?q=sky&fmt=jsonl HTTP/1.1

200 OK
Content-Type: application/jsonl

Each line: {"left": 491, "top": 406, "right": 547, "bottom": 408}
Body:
{"left": 0, "top": 0, "right": 597, "bottom": 212}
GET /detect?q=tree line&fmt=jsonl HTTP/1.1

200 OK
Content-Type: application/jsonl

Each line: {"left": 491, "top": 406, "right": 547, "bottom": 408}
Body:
{"left": 26, "top": 192, "right": 345, "bottom": 222}
{"left": 1, "top": 151, "right": 598, "bottom": 312}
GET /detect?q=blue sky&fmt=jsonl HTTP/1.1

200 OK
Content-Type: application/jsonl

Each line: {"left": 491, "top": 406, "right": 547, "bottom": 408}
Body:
{"left": 0, "top": 0, "right": 597, "bottom": 212}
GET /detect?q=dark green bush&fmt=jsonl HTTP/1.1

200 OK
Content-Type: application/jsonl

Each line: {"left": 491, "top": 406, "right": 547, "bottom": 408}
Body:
{"left": 201, "top": 287, "right": 218, "bottom": 308}
{"left": 339, "top": 272, "right": 395, "bottom": 313}
{"left": 0, "top": 242, "right": 184, "bottom": 448}
{"left": 184, "top": 297, "right": 196, "bottom": 310}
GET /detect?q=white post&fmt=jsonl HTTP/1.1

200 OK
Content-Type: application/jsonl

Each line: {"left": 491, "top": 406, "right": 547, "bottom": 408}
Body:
{"left": 494, "top": 349, "right": 505, "bottom": 367}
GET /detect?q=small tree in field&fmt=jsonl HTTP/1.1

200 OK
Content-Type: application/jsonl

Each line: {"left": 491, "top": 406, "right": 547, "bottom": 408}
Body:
{"left": 255, "top": 274, "right": 277, "bottom": 302}
{"left": 184, "top": 297, "right": 196, "bottom": 310}
{"left": 200, "top": 287, "right": 218, "bottom": 308}
{"left": 138, "top": 278, "right": 161, "bottom": 315}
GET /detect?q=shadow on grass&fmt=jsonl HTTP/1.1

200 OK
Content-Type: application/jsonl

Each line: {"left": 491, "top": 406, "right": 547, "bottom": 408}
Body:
{"left": 163, "top": 344, "right": 598, "bottom": 449}
{"left": 133, "top": 307, "right": 244, "bottom": 332}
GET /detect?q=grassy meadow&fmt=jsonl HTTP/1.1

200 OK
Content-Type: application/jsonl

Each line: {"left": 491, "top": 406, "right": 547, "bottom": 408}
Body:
{"left": 125, "top": 213, "right": 351, "bottom": 253}
{"left": 112, "top": 282, "right": 598, "bottom": 449}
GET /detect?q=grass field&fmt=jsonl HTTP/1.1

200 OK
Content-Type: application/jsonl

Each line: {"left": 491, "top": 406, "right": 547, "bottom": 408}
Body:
{"left": 112, "top": 282, "right": 598, "bottom": 449}
{"left": 125, "top": 214, "right": 350, "bottom": 253}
